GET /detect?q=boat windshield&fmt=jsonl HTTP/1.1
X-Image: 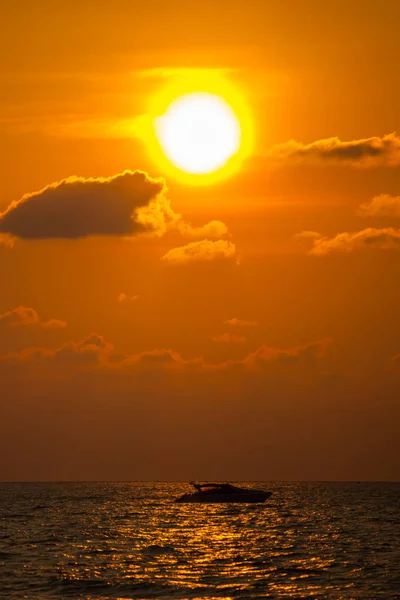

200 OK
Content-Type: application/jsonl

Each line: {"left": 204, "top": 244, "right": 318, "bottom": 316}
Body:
{"left": 193, "top": 483, "right": 237, "bottom": 492}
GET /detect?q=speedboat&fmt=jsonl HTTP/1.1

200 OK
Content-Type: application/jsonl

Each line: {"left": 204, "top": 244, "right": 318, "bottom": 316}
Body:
{"left": 174, "top": 482, "right": 272, "bottom": 503}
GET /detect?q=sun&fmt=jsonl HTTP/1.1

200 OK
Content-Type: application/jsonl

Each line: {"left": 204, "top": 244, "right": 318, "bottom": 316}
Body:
{"left": 155, "top": 93, "right": 241, "bottom": 175}
{"left": 145, "top": 73, "right": 253, "bottom": 185}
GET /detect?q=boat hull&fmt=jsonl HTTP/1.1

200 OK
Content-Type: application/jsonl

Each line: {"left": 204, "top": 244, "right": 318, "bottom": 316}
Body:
{"left": 175, "top": 491, "right": 272, "bottom": 503}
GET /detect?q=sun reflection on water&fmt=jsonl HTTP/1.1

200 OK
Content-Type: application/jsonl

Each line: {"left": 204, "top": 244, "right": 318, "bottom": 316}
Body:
{"left": 1, "top": 481, "right": 399, "bottom": 599}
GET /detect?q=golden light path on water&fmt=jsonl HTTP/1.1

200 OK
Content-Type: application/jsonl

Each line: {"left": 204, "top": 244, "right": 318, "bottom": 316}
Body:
{"left": 1, "top": 481, "right": 399, "bottom": 599}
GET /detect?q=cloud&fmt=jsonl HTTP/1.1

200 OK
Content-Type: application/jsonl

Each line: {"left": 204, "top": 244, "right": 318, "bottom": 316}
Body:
{"left": 0, "top": 347, "right": 52, "bottom": 366}
{"left": 357, "top": 194, "right": 400, "bottom": 218}
{"left": 0, "top": 335, "right": 331, "bottom": 376}
{"left": 0, "top": 306, "right": 39, "bottom": 327}
{"left": 310, "top": 227, "right": 400, "bottom": 255}
{"left": 212, "top": 333, "right": 247, "bottom": 344}
{"left": 118, "top": 293, "right": 140, "bottom": 303}
{"left": 0, "top": 170, "right": 176, "bottom": 240}
{"left": 202, "top": 339, "right": 332, "bottom": 374}
{"left": 234, "top": 339, "right": 332, "bottom": 371}
{"left": 391, "top": 353, "right": 400, "bottom": 369}
{"left": 268, "top": 133, "right": 400, "bottom": 167}
{"left": 134, "top": 191, "right": 180, "bottom": 237}
{"left": 0, "top": 169, "right": 232, "bottom": 250}
{"left": 224, "top": 318, "right": 258, "bottom": 327}
{"left": 53, "top": 334, "right": 113, "bottom": 366}
{"left": 0, "top": 334, "right": 113, "bottom": 368}
{"left": 123, "top": 348, "right": 203, "bottom": 369}
{"left": 129, "top": 338, "right": 332, "bottom": 373}
{"left": 161, "top": 239, "right": 236, "bottom": 265}
{"left": 130, "top": 349, "right": 179, "bottom": 364}
{"left": 40, "top": 319, "right": 68, "bottom": 330}
{"left": 177, "top": 220, "right": 229, "bottom": 238}
{"left": 293, "top": 230, "right": 322, "bottom": 240}
{"left": 293, "top": 231, "right": 323, "bottom": 252}
{"left": 0, "top": 336, "right": 199, "bottom": 371}
{"left": 0, "top": 306, "right": 67, "bottom": 329}
{"left": 0, "top": 234, "right": 15, "bottom": 248}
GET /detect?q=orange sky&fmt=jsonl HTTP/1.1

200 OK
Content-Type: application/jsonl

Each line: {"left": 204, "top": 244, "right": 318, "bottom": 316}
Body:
{"left": 1, "top": 0, "right": 399, "bottom": 481}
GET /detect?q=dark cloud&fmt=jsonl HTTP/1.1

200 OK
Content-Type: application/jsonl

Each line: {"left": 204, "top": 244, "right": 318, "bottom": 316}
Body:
{"left": 269, "top": 133, "right": 400, "bottom": 167}
{"left": 0, "top": 170, "right": 171, "bottom": 240}
{"left": 310, "top": 227, "right": 400, "bottom": 255}
{"left": 0, "top": 170, "right": 231, "bottom": 249}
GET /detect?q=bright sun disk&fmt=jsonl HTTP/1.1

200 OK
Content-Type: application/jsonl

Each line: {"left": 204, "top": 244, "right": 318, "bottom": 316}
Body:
{"left": 155, "top": 93, "right": 241, "bottom": 175}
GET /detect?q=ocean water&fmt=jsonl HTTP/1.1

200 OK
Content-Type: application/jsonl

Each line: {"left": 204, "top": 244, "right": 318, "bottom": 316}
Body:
{"left": 1, "top": 482, "right": 399, "bottom": 599}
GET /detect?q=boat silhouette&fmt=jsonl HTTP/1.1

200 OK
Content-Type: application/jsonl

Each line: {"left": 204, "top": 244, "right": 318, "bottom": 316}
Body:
{"left": 175, "top": 482, "right": 272, "bottom": 503}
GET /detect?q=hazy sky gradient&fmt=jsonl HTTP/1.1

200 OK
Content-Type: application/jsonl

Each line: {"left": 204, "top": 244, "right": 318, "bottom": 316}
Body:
{"left": 1, "top": 0, "right": 399, "bottom": 481}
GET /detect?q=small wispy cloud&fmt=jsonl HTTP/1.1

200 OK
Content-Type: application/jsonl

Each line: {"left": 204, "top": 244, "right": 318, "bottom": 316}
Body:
{"left": 162, "top": 239, "right": 237, "bottom": 265}
{"left": 118, "top": 293, "right": 140, "bottom": 303}
{"left": 177, "top": 220, "right": 229, "bottom": 239}
{"left": 224, "top": 318, "right": 258, "bottom": 327}
{"left": 293, "top": 231, "right": 322, "bottom": 240}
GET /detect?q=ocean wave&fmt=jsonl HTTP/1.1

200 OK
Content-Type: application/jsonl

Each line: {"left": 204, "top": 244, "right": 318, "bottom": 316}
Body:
{"left": 0, "top": 482, "right": 399, "bottom": 599}
{"left": 142, "top": 544, "right": 178, "bottom": 556}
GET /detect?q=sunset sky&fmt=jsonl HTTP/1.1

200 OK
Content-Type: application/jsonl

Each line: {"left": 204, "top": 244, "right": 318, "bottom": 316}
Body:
{"left": 1, "top": 0, "right": 399, "bottom": 481}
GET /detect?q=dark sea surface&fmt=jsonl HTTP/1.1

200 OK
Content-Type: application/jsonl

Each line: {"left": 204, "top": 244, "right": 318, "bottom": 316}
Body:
{"left": 1, "top": 482, "right": 399, "bottom": 599}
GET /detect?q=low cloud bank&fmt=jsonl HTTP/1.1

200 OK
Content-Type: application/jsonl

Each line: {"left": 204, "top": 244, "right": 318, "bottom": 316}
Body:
{"left": 0, "top": 335, "right": 332, "bottom": 374}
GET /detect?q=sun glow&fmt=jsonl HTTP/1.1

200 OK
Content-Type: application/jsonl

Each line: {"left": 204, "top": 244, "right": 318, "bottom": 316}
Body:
{"left": 147, "top": 72, "right": 253, "bottom": 184}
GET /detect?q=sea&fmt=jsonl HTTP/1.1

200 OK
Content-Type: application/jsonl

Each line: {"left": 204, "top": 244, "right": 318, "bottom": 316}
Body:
{"left": 1, "top": 482, "right": 399, "bottom": 599}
